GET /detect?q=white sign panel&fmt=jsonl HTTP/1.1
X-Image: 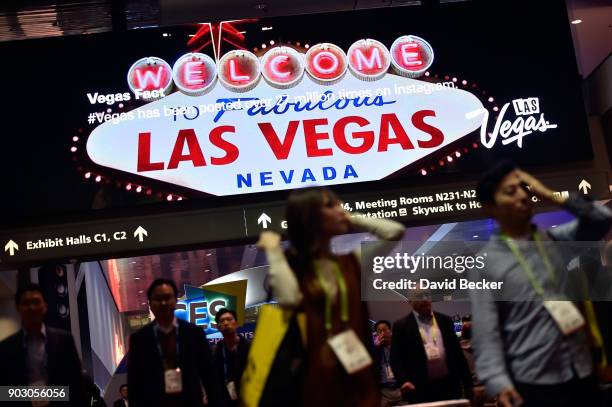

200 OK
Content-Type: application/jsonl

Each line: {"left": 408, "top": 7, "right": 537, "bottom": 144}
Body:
{"left": 87, "top": 73, "right": 484, "bottom": 196}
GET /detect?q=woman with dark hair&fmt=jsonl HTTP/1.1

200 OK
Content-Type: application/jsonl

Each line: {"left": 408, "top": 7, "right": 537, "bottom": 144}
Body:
{"left": 257, "top": 187, "right": 405, "bottom": 406}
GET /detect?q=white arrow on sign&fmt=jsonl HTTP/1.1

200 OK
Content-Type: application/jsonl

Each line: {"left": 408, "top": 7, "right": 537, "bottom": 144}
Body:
{"left": 578, "top": 179, "right": 591, "bottom": 194}
{"left": 134, "top": 226, "right": 148, "bottom": 242}
{"left": 258, "top": 213, "right": 272, "bottom": 229}
{"left": 4, "top": 240, "right": 19, "bottom": 256}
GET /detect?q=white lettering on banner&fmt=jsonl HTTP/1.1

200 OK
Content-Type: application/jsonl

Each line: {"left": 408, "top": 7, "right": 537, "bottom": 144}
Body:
{"left": 87, "top": 92, "right": 132, "bottom": 105}
{"left": 466, "top": 97, "right": 558, "bottom": 149}
{"left": 87, "top": 74, "right": 484, "bottom": 196}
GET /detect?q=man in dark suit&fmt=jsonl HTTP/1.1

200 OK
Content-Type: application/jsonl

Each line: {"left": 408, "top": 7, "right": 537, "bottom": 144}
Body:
{"left": 0, "top": 283, "right": 85, "bottom": 406}
{"left": 390, "top": 288, "right": 473, "bottom": 404}
{"left": 212, "top": 308, "right": 250, "bottom": 405}
{"left": 128, "top": 278, "right": 226, "bottom": 407}
{"left": 113, "top": 384, "right": 128, "bottom": 407}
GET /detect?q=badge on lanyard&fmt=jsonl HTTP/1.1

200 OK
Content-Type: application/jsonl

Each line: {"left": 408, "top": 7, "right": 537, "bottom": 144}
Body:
{"left": 226, "top": 381, "right": 238, "bottom": 401}
{"left": 501, "top": 233, "right": 587, "bottom": 337}
{"left": 543, "top": 300, "right": 586, "bottom": 336}
{"left": 425, "top": 344, "right": 441, "bottom": 360}
{"left": 385, "top": 365, "right": 395, "bottom": 380}
{"left": 327, "top": 329, "right": 373, "bottom": 374}
{"left": 164, "top": 367, "right": 183, "bottom": 394}
{"left": 419, "top": 316, "right": 442, "bottom": 360}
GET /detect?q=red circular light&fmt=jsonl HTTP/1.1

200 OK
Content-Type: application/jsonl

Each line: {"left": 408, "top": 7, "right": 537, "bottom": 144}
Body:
{"left": 127, "top": 57, "right": 173, "bottom": 95}
{"left": 261, "top": 46, "right": 305, "bottom": 88}
{"left": 305, "top": 43, "right": 347, "bottom": 84}
{"left": 390, "top": 35, "right": 434, "bottom": 78}
{"left": 218, "top": 50, "right": 261, "bottom": 92}
{"left": 347, "top": 39, "right": 391, "bottom": 81}
{"left": 172, "top": 53, "right": 217, "bottom": 95}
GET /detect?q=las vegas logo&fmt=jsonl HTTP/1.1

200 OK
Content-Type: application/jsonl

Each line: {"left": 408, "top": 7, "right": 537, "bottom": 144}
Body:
{"left": 467, "top": 97, "right": 558, "bottom": 149}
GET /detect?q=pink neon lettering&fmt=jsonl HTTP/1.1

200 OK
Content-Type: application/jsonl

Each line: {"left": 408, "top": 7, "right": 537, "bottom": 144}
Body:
{"left": 400, "top": 43, "right": 422, "bottom": 67}
{"left": 270, "top": 55, "right": 291, "bottom": 79}
{"left": 135, "top": 66, "right": 165, "bottom": 89}
{"left": 229, "top": 59, "right": 250, "bottom": 82}
{"left": 313, "top": 51, "right": 339, "bottom": 74}
{"left": 184, "top": 61, "right": 205, "bottom": 85}
{"left": 354, "top": 48, "right": 382, "bottom": 70}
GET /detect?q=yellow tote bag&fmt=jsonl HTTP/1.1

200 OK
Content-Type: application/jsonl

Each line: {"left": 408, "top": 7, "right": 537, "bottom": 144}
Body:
{"left": 240, "top": 305, "right": 306, "bottom": 407}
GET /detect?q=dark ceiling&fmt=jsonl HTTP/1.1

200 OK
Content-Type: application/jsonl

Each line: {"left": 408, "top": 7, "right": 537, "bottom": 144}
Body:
{"left": 0, "top": 0, "right": 608, "bottom": 75}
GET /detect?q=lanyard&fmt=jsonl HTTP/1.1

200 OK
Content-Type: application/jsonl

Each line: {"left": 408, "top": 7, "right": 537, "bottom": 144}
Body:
{"left": 23, "top": 330, "right": 49, "bottom": 380}
{"left": 578, "top": 272, "right": 608, "bottom": 368}
{"left": 417, "top": 315, "right": 439, "bottom": 346}
{"left": 382, "top": 346, "right": 391, "bottom": 365}
{"left": 314, "top": 260, "right": 349, "bottom": 333}
{"left": 221, "top": 340, "right": 238, "bottom": 382}
{"left": 500, "top": 231, "right": 557, "bottom": 297}
{"left": 153, "top": 323, "right": 180, "bottom": 370}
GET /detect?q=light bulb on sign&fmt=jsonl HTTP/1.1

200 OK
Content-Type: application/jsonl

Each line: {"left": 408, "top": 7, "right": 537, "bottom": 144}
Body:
{"left": 127, "top": 57, "right": 173, "bottom": 97}
{"left": 218, "top": 50, "right": 261, "bottom": 91}
{"left": 172, "top": 53, "right": 217, "bottom": 96}
{"left": 305, "top": 43, "right": 347, "bottom": 84}
{"left": 261, "top": 46, "right": 305, "bottom": 88}
{"left": 347, "top": 39, "right": 391, "bottom": 81}
{"left": 390, "top": 35, "right": 434, "bottom": 78}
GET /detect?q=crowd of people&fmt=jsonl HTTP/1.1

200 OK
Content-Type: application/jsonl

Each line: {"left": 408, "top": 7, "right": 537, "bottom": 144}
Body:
{"left": 0, "top": 161, "right": 611, "bottom": 406}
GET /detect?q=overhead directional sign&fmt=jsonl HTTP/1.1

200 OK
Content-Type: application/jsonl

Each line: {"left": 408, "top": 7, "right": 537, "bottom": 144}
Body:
{"left": 4, "top": 240, "right": 18, "bottom": 257}
{"left": 0, "top": 171, "right": 608, "bottom": 269}
{"left": 257, "top": 213, "right": 272, "bottom": 229}
{"left": 578, "top": 179, "right": 591, "bottom": 194}
{"left": 242, "top": 171, "right": 611, "bottom": 235}
{"left": 0, "top": 206, "right": 246, "bottom": 269}
{"left": 133, "top": 226, "right": 148, "bottom": 242}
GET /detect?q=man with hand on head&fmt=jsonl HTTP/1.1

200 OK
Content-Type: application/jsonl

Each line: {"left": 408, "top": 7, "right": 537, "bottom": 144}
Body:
{"left": 471, "top": 161, "right": 611, "bottom": 407}
{"left": 374, "top": 320, "right": 402, "bottom": 407}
